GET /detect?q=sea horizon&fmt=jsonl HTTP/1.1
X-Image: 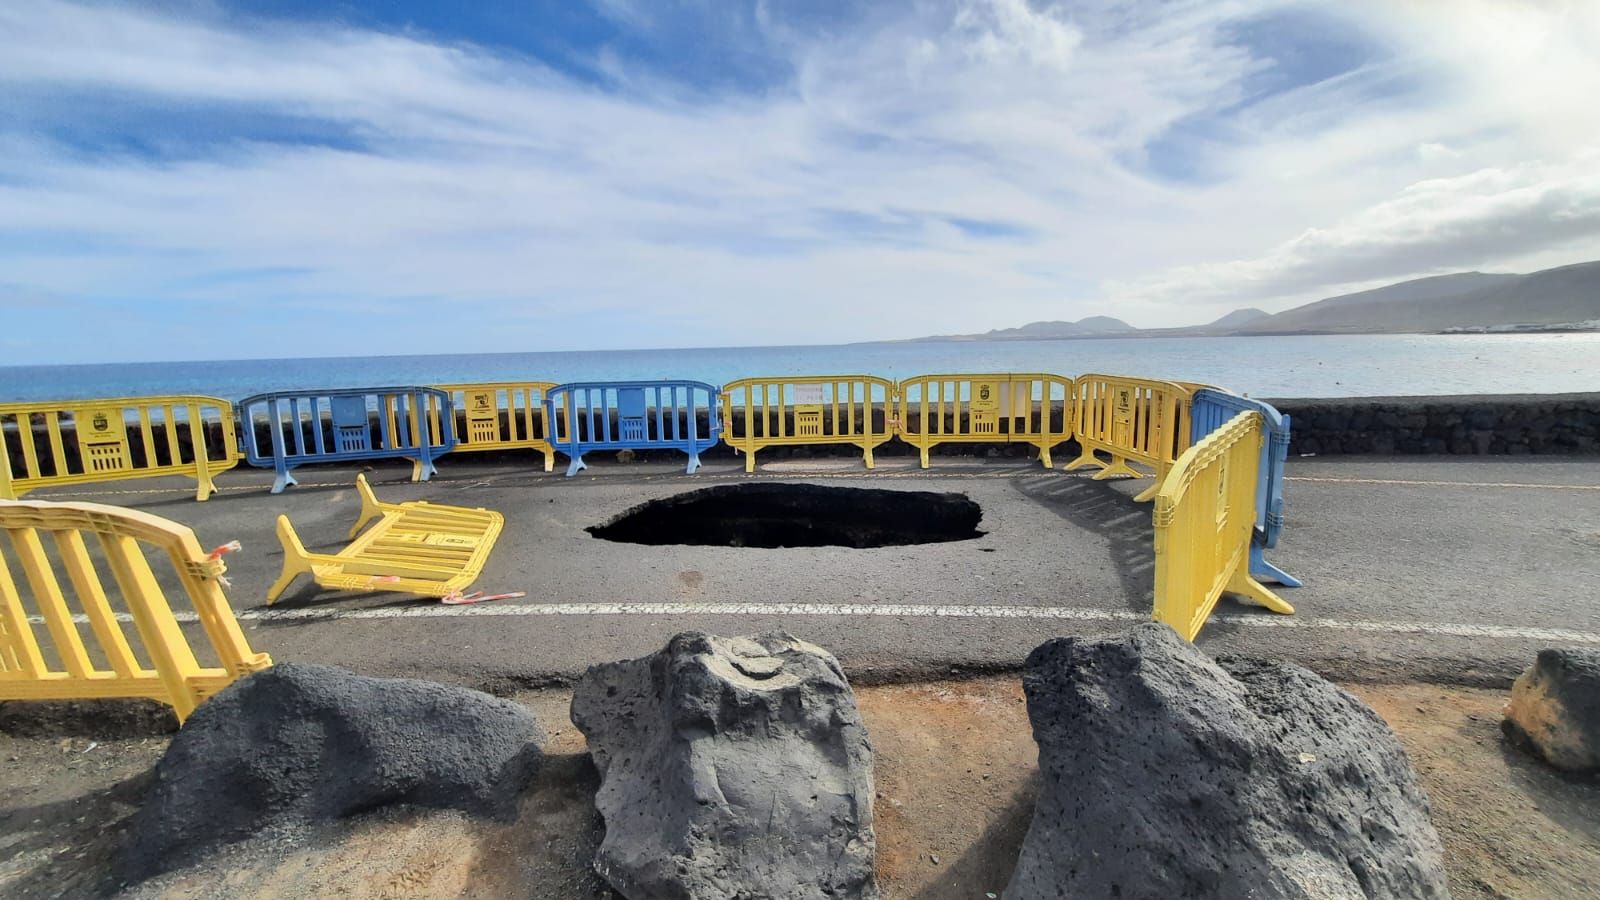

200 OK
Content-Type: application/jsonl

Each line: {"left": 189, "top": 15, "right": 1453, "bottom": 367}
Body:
{"left": 3, "top": 332, "right": 1599, "bottom": 403}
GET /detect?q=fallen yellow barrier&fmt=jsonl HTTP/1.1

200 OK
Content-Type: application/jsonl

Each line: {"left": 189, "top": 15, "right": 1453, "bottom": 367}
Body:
{"left": 0, "top": 498, "right": 271, "bottom": 723}
{"left": 267, "top": 475, "right": 504, "bottom": 603}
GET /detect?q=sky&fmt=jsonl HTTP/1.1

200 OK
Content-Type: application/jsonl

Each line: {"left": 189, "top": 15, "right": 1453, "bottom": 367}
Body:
{"left": 2, "top": 0, "right": 1599, "bottom": 363}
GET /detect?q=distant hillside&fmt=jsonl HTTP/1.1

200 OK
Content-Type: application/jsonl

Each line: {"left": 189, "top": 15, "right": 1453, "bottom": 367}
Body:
{"left": 910, "top": 316, "right": 1136, "bottom": 342}
{"left": 1204, "top": 308, "right": 1270, "bottom": 329}
{"left": 1240, "top": 262, "right": 1600, "bottom": 334}
{"left": 894, "top": 259, "right": 1600, "bottom": 343}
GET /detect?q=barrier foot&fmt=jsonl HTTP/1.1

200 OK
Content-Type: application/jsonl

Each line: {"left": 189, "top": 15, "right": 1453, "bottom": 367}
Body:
{"left": 565, "top": 455, "right": 587, "bottom": 478}
{"left": 1131, "top": 480, "right": 1160, "bottom": 503}
{"left": 1062, "top": 450, "right": 1102, "bottom": 472}
{"left": 1091, "top": 457, "right": 1141, "bottom": 481}
{"left": 1249, "top": 544, "right": 1302, "bottom": 588}
{"left": 744, "top": 450, "right": 757, "bottom": 474}
{"left": 1226, "top": 568, "right": 1295, "bottom": 615}
{"left": 195, "top": 476, "right": 219, "bottom": 502}
{"left": 270, "top": 470, "right": 298, "bottom": 495}
{"left": 543, "top": 452, "right": 555, "bottom": 474}
{"left": 413, "top": 459, "right": 439, "bottom": 483}
{"left": 266, "top": 515, "right": 312, "bottom": 605}
{"left": 863, "top": 446, "right": 875, "bottom": 470}
{"left": 348, "top": 474, "right": 387, "bottom": 539}
{"left": 686, "top": 453, "right": 702, "bottom": 475}
{"left": 919, "top": 448, "right": 930, "bottom": 470}
{"left": 1037, "top": 445, "right": 1054, "bottom": 470}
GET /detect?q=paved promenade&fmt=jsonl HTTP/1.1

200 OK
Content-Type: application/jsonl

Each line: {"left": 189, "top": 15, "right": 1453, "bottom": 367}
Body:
{"left": 22, "top": 455, "right": 1600, "bottom": 688}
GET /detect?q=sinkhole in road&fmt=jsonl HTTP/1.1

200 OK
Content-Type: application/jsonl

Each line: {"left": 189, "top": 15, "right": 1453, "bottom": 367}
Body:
{"left": 587, "top": 482, "right": 985, "bottom": 549}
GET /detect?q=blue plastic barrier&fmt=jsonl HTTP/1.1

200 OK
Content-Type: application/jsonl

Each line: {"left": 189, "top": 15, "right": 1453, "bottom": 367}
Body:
{"left": 237, "top": 387, "right": 456, "bottom": 493}
{"left": 1190, "top": 388, "right": 1299, "bottom": 587}
{"left": 546, "top": 381, "right": 721, "bottom": 476}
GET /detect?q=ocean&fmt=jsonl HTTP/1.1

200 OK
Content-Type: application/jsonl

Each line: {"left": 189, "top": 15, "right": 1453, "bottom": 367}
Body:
{"left": 2, "top": 333, "right": 1598, "bottom": 403}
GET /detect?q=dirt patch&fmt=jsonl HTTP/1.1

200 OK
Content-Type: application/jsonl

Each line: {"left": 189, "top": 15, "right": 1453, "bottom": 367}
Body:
{"left": 0, "top": 733, "right": 165, "bottom": 898}
{"left": 3, "top": 679, "right": 1599, "bottom": 898}
{"left": 856, "top": 679, "right": 1036, "bottom": 897}
{"left": 1352, "top": 683, "right": 1600, "bottom": 900}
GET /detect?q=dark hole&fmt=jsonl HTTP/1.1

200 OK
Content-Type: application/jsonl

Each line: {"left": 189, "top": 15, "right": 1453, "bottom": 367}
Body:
{"left": 587, "top": 482, "right": 985, "bottom": 549}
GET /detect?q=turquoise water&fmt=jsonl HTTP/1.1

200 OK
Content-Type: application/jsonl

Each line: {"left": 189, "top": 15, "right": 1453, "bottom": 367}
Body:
{"left": 2, "top": 333, "right": 1598, "bottom": 402}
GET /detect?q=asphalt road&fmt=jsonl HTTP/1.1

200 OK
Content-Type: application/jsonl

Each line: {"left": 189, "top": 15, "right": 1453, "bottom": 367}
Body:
{"left": 13, "top": 454, "right": 1600, "bottom": 688}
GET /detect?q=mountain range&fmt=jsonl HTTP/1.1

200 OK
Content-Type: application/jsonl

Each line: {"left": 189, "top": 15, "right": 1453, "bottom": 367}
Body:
{"left": 906, "top": 259, "right": 1600, "bottom": 341}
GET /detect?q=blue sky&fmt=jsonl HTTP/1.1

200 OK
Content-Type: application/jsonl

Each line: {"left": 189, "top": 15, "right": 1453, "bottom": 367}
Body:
{"left": 2, "top": 0, "right": 1599, "bottom": 362}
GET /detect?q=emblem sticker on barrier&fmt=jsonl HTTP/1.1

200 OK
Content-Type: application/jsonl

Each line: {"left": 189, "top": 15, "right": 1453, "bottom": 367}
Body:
{"left": 970, "top": 381, "right": 1001, "bottom": 434}
{"left": 1112, "top": 388, "right": 1136, "bottom": 445}
{"left": 617, "top": 388, "right": 649, "bottom": 441}
{"left": 793, "top": 383, "right": 826, "bottom": 437}
{"left": 73, "top": 406, "right": 130, "bottom": 474}
{"left": 465, "top": 389, "right": 500, "bottom": 444}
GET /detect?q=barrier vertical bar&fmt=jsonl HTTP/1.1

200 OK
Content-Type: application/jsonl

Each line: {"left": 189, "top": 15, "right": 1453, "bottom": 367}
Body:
{"left": 98, "top": 532, "right": 208, "bottom": 720}
{"left": 52, "top": 529, "right": 140, "bottom": 678}
{"left": 11, "top": 527, "right": 95, "bottom": 678}
{"left": 0, "top": 555, "right": 47, "bottom": 677}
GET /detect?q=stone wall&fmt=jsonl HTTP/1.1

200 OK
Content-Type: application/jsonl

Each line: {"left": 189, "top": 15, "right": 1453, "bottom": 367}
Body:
{"left": 1265, "top": 393, "right": 1600, "bottom": 456}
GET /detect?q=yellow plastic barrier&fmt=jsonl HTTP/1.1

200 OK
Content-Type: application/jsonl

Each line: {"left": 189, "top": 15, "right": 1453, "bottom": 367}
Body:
{"left": 722, "top": 376, "right": 896, "bottom": 472}
{"left": 1151, "top": 411, "right": 1293, "bottom": 641}
{"left": 896, "top": 374, "right": 1074, "bottom": 468}
{"left": 0, "top": 498, "right": 272, "bottom": 722}
{"left": 268, "top": 475, "right": 504, "bottom": 603}
{"left": 1066, "top": 374, "right": 1194, "bottom": 502}
{"left": 433, "top": 381, "right": 560, "bottom": 472}
{"left": 1, "top": 396, "right": 240, "bottom": 502}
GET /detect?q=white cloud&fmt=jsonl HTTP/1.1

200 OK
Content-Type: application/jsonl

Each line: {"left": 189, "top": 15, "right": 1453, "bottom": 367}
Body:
{"left": 0, "top": 0, "right": 1598, "bottom": 360}
{"left": 1112, "top": 150, "right": 1600, "bottom": 307}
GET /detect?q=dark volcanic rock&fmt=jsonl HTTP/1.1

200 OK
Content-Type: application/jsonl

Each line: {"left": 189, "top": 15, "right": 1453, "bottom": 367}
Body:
{"left": 1503, "top": 648, "right": 1600, "bottom": 772}
{"left": 571, "top": 632, "right": 877, "bottom": 899}
{"left": 1005, "top": 623, "right": 1448, "bottom": 900}
{"left": 120, "top": 663, "right": 542, "bottom": 881}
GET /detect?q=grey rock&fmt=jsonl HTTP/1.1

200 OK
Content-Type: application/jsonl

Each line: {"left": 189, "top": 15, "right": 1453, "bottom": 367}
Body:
{"left": 1503, "top": 648, "right": 1600, "bottom": 772}
{"left": 1005, "top": 623, "right": 1449, "bottom": 900}
{"left": 571, "top": 631, "right": 877, "bottom": 899}
{"left": 120, "top": 663, "right": 542, "bottom": 882}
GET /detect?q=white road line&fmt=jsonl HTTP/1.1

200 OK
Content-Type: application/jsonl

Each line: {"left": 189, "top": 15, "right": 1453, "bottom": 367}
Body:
{"left": 1286, "top": 476, "right": 1600, "bottom": 490}
{"left": 29, "top": 603, "right": 1600, "bottom": 644}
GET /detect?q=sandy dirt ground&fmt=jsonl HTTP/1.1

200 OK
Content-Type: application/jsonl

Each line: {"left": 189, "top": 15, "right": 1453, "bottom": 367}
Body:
{"left": 2, "top": 679, "right": 1597, "bottom": 899}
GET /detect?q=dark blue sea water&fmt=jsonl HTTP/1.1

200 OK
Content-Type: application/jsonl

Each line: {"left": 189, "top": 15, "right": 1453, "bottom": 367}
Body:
{"left": 2, "top": 333, "right": 1597, "bottom": 402}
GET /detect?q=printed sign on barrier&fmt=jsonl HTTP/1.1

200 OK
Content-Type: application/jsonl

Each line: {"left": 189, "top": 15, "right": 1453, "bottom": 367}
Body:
{"left": 464, "top": 390, "right": 499, "bottom": 443}
{"left": 74, "top": 406, "right": 131, "bottom": 474}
